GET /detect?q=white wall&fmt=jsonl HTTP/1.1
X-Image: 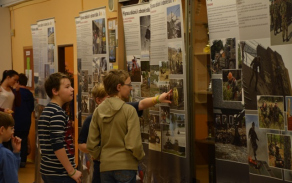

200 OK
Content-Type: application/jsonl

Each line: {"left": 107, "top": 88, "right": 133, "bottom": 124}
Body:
{"left": 0, "top": 7, "right": 12, "bottom": 77}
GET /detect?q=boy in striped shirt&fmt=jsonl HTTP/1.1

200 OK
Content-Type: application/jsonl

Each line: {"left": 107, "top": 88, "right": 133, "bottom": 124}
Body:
{"left": 38, "top": 72, "right": 82, "bottom": 183}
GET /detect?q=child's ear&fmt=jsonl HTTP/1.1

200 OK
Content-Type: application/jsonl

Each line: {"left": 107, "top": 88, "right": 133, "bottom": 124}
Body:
{"left": 52, "top": 88, "right": 59, "bottom": 96}
{"left": 116, "top": 84, "right": 122, "bottom": 92}
{"left": 0, "top": 126, "right": 4, "bottom": 135}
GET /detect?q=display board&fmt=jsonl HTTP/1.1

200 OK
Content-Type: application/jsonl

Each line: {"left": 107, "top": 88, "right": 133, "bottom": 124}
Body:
{"left": 31, "top": 18, "right": 57, "bottom": 183}
{"left": 122, "top": 0, "right": 189, "bottom": 182}
{"left": 207, "top": 0, "right": 292, "bottom": 182}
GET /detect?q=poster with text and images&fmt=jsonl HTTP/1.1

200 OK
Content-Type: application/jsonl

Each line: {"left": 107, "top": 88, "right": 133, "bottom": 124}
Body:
{"left": 78, "top": 8, "right": 109, "bottom": 121}
{"left": 31, "top": 18, "right": 56, "bottom": 105}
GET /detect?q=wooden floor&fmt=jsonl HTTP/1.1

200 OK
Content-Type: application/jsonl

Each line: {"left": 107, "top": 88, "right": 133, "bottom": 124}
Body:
{"left": 18, "top": 162, "right": 35, "bottom": 183}
{"left": 196, "top": 165, "right": 209, "bottom": 183}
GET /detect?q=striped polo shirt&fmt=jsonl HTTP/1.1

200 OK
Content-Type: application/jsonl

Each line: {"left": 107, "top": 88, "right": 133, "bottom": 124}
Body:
{"left": 38, "top": 102, "right": 75, "bottom": 176}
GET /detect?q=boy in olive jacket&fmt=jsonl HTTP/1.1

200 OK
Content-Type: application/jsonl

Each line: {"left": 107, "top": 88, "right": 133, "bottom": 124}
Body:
{"left": 87, "top": 69, "right": 144, "bottom": 183}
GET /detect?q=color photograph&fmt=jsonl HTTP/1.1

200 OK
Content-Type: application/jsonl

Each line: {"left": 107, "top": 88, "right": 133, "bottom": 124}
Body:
{"left": 257, "top": 96, "right": 284, "bottom": 130}
{"left": 167, "top": 4, "right": 182, "bottom": 39}
{"left": 169, "top": 79, "right": 184, "bottom": 110}
{"left": 168, "top": 42, "right": 183, "bottom": 74}
{"left": 222, "top": 69, "right": 242, "bottom": 101}
{"left": 149, "top": 112, "right": 161, "bottom": 152}
{"left": 92, "top": 18, "right": 106, "bottom": 54}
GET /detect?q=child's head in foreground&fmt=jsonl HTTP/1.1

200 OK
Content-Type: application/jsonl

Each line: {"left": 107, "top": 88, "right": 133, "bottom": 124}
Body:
{"left": 92, "top": 83, "right": 108, "bottom": 105}
{"left": 45, "top": 72, "right": 74, "bottom": 103}
{"left": 0, "top": 111, "right": 15, "bottom": 142}
{"left": 103, "top": 69, "right": 131, "bottom": 99}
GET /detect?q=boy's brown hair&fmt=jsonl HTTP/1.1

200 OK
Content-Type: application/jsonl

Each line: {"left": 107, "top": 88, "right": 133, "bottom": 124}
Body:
{"left": 103, "top": 69, "right": 129, "bottom": 96}
{"left": 0, "top": 112, "right": 15, "bottom": 128}
{"left": 92, "top": 83, "right": 107, "bottom": 99}
{"left": 45, "top": 72, "right": 70, "bottom": 99}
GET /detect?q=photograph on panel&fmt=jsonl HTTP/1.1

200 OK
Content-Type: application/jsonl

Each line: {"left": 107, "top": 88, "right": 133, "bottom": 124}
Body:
{"left": 47, "top": 27, "right": 54, "bottom": 65}
{"left": 81, "top": 95, "right": 89, "bottom": 114}
{"left": 267, "top": 133, "right": 292, "bottom": 170}
{"left": 161, "top": 113, "right": 186, "bottom": 157}
{"left": 34, "top": 76, "right": 47, "bottom": 99}
{"left": 44, "top": 64, "right": 50, "bottom": 80}
{"left": 286, "top": 96, "right": 292, "bottom": 131}
{"left": 127, "top": 55, "right": 141, "bottom": 82}
{"left": 160, "top": 106, "right": 170, "bottom": 124}
{"left": 140, "top": 108, "right": 150, "bottom": 144}
{"left": 210, "top": 38, "right": 236, "bottom": 74}
{"left": 239, "top": 39, "right": 292, "bottom": 110}
{"left": 141, "top": 61, "right": 151, "bottom": 97}
{"left": 222, "top": 69, "right": 242, "bottom": 102}
{"left": 284, "top": 169, "right": 292, "bottom": 182}
{"left": 168, "top": 41, "right": 183, "bottom": 74}
{"left": 80, "top": 70, "right": 89, "bottom": 92}
{"left": 257, "top": 96, "right": 284, "bottom": 130}
{"left": 270, "top": 0, "right": 292, "bottom": 46}
{"left": 149, "top": 112, "right": 161, "bottom": 152}
{"left": 92, "top": 18, "right": 106, "bottom": 54}
{"left": 159, "top": 82, "right": 170, "bottom": 94}
{"left": 109, "top": 30, "right": 116, "bottom": 63}
{"left": 140, "top": 15, "right": 150, "bottom": 58}
{"left": 89, "top": 97, "right": 96, "bottom": 114}
{"left": 88, "top": 75, "right": 92, "bottom": 85}
{"left": 169, "top": 79, "right": 184, "bottom": 110}
{"left": 159, "top": 61, "right": 170, "bottom": 82}
{"left": 130, "top": 83, "right": 141, "bottom": 102}
{"left": 93, "top": 57, "right": 107, "bottom": 83}
{"left": 215, "top": 109, "right": 246, "bottom": 163}
{"left": 167, "top": 4, "right": 182, "bottom": 39}
{"left": 246, "top": 115, "right": 283, "bottom": 179}
{"left": 150, "top": 65, "right": 160, "bottom": 97}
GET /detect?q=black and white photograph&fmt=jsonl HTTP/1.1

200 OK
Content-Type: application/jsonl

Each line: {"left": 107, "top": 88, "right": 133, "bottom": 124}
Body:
{"left": 239, "top": 39, "right": 292, "bottom": 110}
{"left": 167, "top": 4, "right": 182, "bottom": 39}
{"left": 168, "top": 42, "right": 183, "bottom": 75}
{"left": 159, "top": 61, "right": 170, "bottom": 82}
{"left": 149, "top": 112, "right": 161, "bottom": 152}
{"left": 127, "top": 55, "right": 141, "bottom": 82}
{"left": 257, "top": 96, "right": 284, "bottom": 130}
{"left": 222, "top": 69, "right": 242, "bottom": 101}
{"left": 140, "top": 15, "right": 150, "bottom": 58}
{"left": 162, "top": 113, "right": 186, "bottom": 157}
{"left": 211, "top": 38, "right": 236, "bottom": 74}
{"left": 169, "top": 79, "right": 184, "bottom": 110}
{"left": 92, "top": 18, "right": 106, "bottom": 54}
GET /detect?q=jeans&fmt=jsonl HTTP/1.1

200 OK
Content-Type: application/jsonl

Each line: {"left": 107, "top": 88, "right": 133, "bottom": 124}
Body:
{"left": 92, "top": 160, "right": 101, "bottom": 183}
{"left": 100, "top": 170, "right": 136, "bottom": 183}
{"left": 42, "top": 174, "right": 77, "bottom": 183}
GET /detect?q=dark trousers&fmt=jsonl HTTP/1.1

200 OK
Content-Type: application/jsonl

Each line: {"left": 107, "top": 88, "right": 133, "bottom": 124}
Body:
{"left": 14, "top": 131, "right": 29, "bottom": 163}
{"left": 42, "top": 174, "right": 76, "bottom": 183}
{"left": 93, "top": 160, "right": 101, "bottom": 183}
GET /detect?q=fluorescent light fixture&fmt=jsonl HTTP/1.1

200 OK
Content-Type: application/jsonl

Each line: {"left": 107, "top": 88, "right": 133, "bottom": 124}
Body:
{"left": 0, "top": 0, "right": 31, "bottom": 7}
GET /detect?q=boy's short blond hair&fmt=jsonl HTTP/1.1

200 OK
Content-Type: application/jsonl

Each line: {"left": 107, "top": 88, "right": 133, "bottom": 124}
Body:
{"left": 45, "top": 72, "right": 70, "bottom": 98}
{"left": 103, "top": 69, "right": 129, "bottom": 96}
{"left": 0, "top": 112, "right": 14, "bottom": 128}
{"left": 92, "top": 83, "right": 107, "bottom": 99}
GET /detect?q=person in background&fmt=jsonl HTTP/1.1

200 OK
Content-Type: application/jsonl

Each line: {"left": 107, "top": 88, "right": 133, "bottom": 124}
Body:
{"left": 78, "top": 83, "right": 171, "bottom": 183}
{"left": 14, "top": 73, "right": 34, "bottom": 168}
{"left": 0, "top": 111, "right": 22, "bottom": 183}
{"left": 0, "top": 70, "right": 21, "bottom": 114}
{"left": 0, "top": 70, "right": 21, "bottom": 150}
{"left": 38, "top": 72, "right": 82, "bottom": 183}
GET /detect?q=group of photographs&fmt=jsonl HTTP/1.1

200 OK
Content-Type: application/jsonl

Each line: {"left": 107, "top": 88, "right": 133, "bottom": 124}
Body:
{"left": 124, "top": 3, "right": 186, "bottom": 158}
{"left": 211, "top": 36, "right": 292, "bottom": 181}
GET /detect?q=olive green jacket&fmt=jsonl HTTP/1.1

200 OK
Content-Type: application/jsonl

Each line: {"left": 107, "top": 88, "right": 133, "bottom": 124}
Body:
{"left": 87, "top": 97, "right": 145, "bottom": 172}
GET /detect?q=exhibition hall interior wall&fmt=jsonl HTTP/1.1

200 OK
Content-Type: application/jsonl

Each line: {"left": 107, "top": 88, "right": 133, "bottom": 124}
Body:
{"left": 6, "top": 0, "right": 119, "bottom": 74}
{"left": 0, "top": 7, "right": 12, "bottom": 74}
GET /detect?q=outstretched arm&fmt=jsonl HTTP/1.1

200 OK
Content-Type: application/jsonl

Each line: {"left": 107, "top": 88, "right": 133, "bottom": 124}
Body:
{"left": 138, "top": 90, "right": 172, "bottom": 110}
